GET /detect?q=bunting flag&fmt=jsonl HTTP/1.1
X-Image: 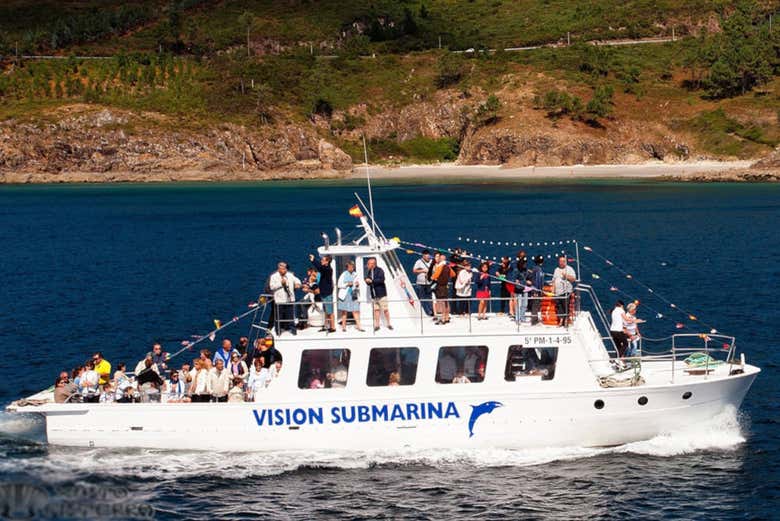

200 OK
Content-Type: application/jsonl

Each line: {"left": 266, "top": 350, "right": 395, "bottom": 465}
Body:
{"left": 610, "top": 286, "right": 618, "bottom": 292}
{"left": 688, "top": 315, "right": 697, "bottom": 321}
{"left": 591, "top": 273, "right": 600, "bottom": 279}
{"left": 722, "top": 343, "right": 730, "bottom": 350}
{"left": 213, "top": 319, "right": 222, "bottom": 329}
{"left": 656, "top": 313, "right": 664, "bottom": 319}
{"left": 248, "top": 302, "right": 259, "bottom": 308}
{"left": 349, "top": 205, "right": 364, "bottom": 218}
{"left": 208, "top": 331, "right": 216, "bottom": 342}
{"left": 675, "top": 323, "right": 684, "bottom": 329}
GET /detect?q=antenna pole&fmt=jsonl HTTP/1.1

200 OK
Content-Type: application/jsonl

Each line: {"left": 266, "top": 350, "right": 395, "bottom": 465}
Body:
{"left": 362, "top": 135, "right": 376, "bottom": 236}
{"left": 574, "top": 240, "right": 581, "bottom": 282}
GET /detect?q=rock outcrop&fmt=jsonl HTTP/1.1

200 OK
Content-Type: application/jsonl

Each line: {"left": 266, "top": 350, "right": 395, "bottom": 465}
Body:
{"left": 0, "top": 105, "right": 353, "bottom": 182}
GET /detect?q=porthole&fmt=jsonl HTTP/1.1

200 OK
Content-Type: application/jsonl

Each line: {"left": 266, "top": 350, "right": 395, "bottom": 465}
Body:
{"left": 682, "top": 391, "right": 692, "bottom": 400}
{"left": 638, "top": 396, "right": 648, "bottom": 406}
{"left": 594, "top": 399, "right": 605, "bottom": 410}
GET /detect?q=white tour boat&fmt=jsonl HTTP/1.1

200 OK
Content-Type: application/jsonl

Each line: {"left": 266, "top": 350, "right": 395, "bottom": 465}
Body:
{"left": 6, "top": 206, "right": 760, "bottom": 451}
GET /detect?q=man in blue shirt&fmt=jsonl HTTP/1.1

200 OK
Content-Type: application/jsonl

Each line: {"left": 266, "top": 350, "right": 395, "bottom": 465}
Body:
{"left": 213, "top": 339, "right": 239, "bottom": 367}
{"left": 364, "top": 257, "right": 393, "bottom": 331}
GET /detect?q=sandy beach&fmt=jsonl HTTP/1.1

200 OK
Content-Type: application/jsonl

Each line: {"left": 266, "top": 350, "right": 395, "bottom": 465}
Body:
{"left": 353, "top": 160, "right": 756, "bottom": 180}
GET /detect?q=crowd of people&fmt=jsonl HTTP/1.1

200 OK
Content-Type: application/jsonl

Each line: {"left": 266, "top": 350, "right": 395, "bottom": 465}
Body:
{"left": 413, "top": 249, "right": 577, "bottom": 326}
{"left": 53, "top": 336, "right": 284, "bottom": 405}
{"left": 266, "top": 249, "right": 580, "bottom": 335}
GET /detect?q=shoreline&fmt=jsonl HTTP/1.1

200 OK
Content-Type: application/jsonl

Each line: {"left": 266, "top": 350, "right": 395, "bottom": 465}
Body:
{"left": 1, "top": 159, "right": 778, "bottom": 184}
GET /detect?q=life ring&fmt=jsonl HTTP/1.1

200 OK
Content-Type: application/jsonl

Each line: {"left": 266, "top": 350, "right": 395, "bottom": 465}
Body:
{"left": 541, "top": 285, "right": 558, "bottom": 325}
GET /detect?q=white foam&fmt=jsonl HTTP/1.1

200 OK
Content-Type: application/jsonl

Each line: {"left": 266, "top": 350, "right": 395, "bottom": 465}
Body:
{"left": 0, "top": 407, "right": 746, "bottom": 480}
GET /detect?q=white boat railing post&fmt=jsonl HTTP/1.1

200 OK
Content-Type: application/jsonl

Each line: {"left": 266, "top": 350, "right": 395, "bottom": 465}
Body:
{"left": 671, "top": 335, "right": 676, "bottom": 384}
{"left": 705, "top": 336, "right": 710, "bottom": 380}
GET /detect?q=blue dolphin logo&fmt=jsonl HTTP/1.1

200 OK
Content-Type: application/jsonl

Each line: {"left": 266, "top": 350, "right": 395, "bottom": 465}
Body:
{"left": 468, "top": 401, "right": 503, "bottom": 437}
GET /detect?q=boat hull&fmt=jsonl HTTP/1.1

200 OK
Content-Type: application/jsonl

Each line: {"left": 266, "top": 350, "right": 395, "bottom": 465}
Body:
{"left": 38, "top": 367, "right": 758, "bottom": 451}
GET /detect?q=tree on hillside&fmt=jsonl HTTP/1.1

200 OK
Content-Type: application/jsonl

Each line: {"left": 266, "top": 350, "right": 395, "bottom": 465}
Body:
{"left": 238, "top": 11, "right": 258, "bottom": 58}
{"left": 585, "top": 84, "right": 614, "bottom": 119}
{"left": 702, "top": 0, "right": 773, "bottom": 98}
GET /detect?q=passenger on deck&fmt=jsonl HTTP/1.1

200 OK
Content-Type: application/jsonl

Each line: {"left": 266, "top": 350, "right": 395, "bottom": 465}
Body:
{"left": 199, "top": 349, "right": 213, "bottom": 370}
{"left": 301, "top": 266, "right": 323, "bottom": 329}
{"left": 428, "top": 252, "right": 442, "bottom": 321}
{"left": 71, "top": 366, "right": 84, "bottom": 390}
{"left": 625, "top": 302, "right": 645, "bottom": 356}
{"left": 189, "top": 359, "right": 212, "bottom": 403}
{"left": 529, "top": 256, "right": 545, "bottom": 325}
{"left": 236, "top": 337, "right": 250, "bottom": 359}
{"left": 553, "top": 254, "right": 577, "bottom": 326}
{"left": 92, "top": 352, "right": 112, "bottom": 387}
{"left": 54, "top": 376, "right": 71, "bottom": 403}
{"left": 268, "top": 360, "right": 283, "bottom": 384}
{"left": 610, "top": 300, "right": 629, "bottom": 358}
{"left": 136, "top": 358, "right": 164, "bottom": 402}
{"left": 269, "top": 262, "right": 302, "bottom": 336}
{"left": 476, "top": 261, "right": 491, "bottom": 320}
{"left": 229, "top": 352, "right": 249, "bottom": 382}
{"left": 310, "top": 254, "right": 336, "bottom": 333}
{"left": 248, "top": 357, "right": 270, "bottom": 401}
{"left": 337, "top": 260, "right": 364, "bottom": 332}
{"left": 209, "top": 359, "right": 231, "bottom": 402}
{"left": 134, "top": 355, "right": 157, "bottom": 376}
{"left": 497, "top": 257, "right": 512, "bottom": 316}
{"left": 432, "top": 254, "right": 455, "bottom": 325}
{"left": 80, "top": 361, "right": 100, "bottom": 403}
{"left": 150, "top": 343, "right": 169, "bottom": 376}
{"left": 113, "top": 363, "right": 131, "bottom": 401}
{"left": 413, "top": 250, "right": 434, "bottom": 316}
{"left": 515, "top": 252, "right": 530, "bottom": 323}
{"left": 454, "top": 259, "right": 473, "bottom": 316}
{"left": 213, "top": 339, "right": 239, "bottom": 368}
{"left": 364, "top": 257, "right": 393, "bottom": 331}
{"left": 178, "top": 362, "right": 193, "bottom": 390}
{"left": 166, "top": 370, "right": 188, "bottom": 402}
{"left": 99, "top": 383, "right": 115, "bottom": 403}
{"left": 228, "top": 378, "right": 245, "bottom": 403}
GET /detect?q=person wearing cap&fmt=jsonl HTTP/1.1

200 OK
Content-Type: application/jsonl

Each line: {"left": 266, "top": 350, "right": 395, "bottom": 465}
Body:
{"left": 552, "top": 254, "right": 577, "bottom": 326}
{"left": 413, "top": 249, "right": 434, "bottom": 316}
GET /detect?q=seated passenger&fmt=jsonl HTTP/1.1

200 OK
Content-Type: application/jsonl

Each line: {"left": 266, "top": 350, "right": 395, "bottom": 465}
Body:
{"left": 228, "top": 378, "right": 245, "bottom": 403}
{"left": 452, "top": 370, "right": 471, "bottom": 384}
{"left": 113, "top": 363, "right": 129, "bottom": 387}
{"left": 99, "top": 383, "right": 115, "bottom": 403}
{"left": 209, "top": 359, "right": 231, "bottom": 402}
{"left": 53, "top": 376, "right": 71, "bottom": 403}
{"left": 150, "top": 343, "right": 170, "bottom": 376}
{"left": 134, "top": 355, "right": 158, "bottom": 376}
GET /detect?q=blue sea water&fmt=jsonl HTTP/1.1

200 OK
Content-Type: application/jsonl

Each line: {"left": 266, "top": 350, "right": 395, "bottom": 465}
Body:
{"left": 0, "top": 179, "right": 778, "bottom": 520}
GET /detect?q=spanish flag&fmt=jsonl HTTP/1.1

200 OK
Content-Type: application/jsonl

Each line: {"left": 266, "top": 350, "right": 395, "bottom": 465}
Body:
{"left": 349, "top": 205, "right": 364, "bottom": 218}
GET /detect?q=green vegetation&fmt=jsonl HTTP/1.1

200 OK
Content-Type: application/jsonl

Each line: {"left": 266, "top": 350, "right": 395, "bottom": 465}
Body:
{"left": 1, "top": 0, "right": 779, "bottom": 163}
{"left": 680, "top": 107, "right": 779, "bottom": 157}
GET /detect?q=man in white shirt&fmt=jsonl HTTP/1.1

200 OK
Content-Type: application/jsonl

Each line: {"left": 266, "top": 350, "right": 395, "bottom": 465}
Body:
{"left": 610, "top": 300, "right": 629, "bottom": 358}
{"left": 413, "top": 250, "right": 434, "bottom": 316}
{"left": 552, "top": 255, "right": 577, "bottom": 326}
{"left": 209, "top": 359, "right": 231, "bottom": 402}
{"left": 80, "top": 361, "right": 100, "bottom": 403}
{"left": 268, "top": 262, "right": 302, "bottom": 336}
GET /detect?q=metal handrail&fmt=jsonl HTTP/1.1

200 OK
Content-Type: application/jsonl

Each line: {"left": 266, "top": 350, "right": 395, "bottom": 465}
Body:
{"left": 272, "top": 294, "right": 577, "bottom": 335}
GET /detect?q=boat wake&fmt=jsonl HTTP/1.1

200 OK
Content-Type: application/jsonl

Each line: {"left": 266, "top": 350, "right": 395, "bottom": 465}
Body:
{"left": 0, "top": 407, "right": 746, "bottom": 482}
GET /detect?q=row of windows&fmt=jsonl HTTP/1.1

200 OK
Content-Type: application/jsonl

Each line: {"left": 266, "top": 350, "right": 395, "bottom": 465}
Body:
{"left": 297, "top": 346, "right": 559, "bottom": 389}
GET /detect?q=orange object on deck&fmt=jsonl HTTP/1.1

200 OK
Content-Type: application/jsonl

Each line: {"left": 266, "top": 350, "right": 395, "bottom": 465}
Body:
{"left": 541, "top": 285, "right": 558, "bottom": 325}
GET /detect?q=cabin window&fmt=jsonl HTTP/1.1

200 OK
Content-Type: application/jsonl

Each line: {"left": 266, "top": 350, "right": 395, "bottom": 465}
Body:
{"left": 366, "top": 347, "right": 419, "bottom": 387}
{"left": 298, "top": 349, "right": 351, "bottom": 389}
{"left": 435, "top": 346, "right": 488, "bottom": 384}
{"left": 505, "top": 346, "right": 558, "bottom": 381}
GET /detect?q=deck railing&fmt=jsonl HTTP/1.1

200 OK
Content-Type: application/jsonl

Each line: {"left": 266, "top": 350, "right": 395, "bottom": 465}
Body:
{"left": 271, "top": 292, "right": 580, "bottom": 336}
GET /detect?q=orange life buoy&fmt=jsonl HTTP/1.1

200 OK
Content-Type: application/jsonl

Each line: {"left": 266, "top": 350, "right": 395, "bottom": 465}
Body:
{"left": 541, "top": 285, "right": 558, "bottom": 325}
